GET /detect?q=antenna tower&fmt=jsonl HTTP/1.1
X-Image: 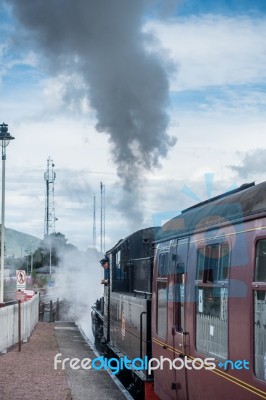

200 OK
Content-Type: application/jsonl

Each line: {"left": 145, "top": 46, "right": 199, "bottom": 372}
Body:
{"left": 44, "top": 157, "right": 56, "bottom": 236}
{"left": 93, "top": 194, "right": 96, "bottom": 247}
{"left": 100, "top": 182, "right": 106, "bottom": 253}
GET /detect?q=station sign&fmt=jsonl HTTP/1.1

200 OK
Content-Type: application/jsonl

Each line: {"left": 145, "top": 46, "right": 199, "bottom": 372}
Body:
{"left": 16, "top": 270, "right": 26, "bottom": 290}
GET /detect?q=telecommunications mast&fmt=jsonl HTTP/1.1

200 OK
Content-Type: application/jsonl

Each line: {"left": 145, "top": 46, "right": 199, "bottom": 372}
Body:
{"left": 100, "top": 182, "right": 106, "bottom": 253}
{"left": 44, "top": 157, "right": 57, "bottom": 236}
{"left": 93, "top": 194, "right": 96, "bottom": 248}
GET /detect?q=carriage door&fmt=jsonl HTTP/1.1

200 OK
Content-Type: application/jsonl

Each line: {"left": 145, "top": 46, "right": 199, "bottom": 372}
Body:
{"left": 172, "top": 239, "right": 189, "bottom": 400}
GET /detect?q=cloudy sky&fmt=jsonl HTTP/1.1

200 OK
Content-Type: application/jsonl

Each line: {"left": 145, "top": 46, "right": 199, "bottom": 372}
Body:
{"left": 0, "top": 0, "right": 266, "bottom": 251}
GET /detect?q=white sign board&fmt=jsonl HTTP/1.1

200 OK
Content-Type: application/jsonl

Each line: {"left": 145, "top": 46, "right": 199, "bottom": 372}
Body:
{"left": 16, "top": 270, "right": 26, "bottom": 290}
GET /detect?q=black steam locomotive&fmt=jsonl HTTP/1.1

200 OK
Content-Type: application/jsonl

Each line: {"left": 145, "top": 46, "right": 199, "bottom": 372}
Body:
{"left": 91, "top": 227, "right": 158, "bottom": 396}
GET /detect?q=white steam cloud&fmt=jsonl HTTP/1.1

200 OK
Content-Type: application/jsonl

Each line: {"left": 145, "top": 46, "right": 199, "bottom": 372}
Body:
{"left": 48, "top": 247, "right": 103, "bottom": 340}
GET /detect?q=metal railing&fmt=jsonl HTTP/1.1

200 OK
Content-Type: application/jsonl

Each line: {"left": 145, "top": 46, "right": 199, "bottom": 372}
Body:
{"left": 39, "top": 298, "right": 61, "bottom": 322}
{"left": 196, "top": 314, "right": 228, "bottom": 360}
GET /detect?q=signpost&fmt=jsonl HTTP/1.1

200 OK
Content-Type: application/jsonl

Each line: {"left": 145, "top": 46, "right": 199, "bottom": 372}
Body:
{"left": 16, "top": 269, "right": 26, "bottom": 352}
{"left": 16, "top": 291, "right": 26, "bottom": 301}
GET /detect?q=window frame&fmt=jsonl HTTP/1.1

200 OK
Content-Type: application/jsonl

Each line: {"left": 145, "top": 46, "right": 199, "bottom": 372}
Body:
{"left": 195, "top": 241, "right": 230, "bottom": 361}
{"left": 156, "top": 251, "right": 169, "bottom": 338}
{"left": 252, "top": 237, "right": 266, "bottom": 382}
{"left": 174, "top": 272, "right": 185, "bottom": 333}
{"left": 196, "top": 242, "right": 230, "bottom": 284}
{"left": 254, "top": 238, "right": 266, "bottom": 284}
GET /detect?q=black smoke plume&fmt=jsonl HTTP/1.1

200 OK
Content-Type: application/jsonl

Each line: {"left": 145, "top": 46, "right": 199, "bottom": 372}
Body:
{"left": 8, "top": 0, "right": 177, "bottom": 224}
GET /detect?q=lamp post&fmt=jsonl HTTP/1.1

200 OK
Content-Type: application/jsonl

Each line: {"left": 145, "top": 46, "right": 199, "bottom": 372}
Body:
{"left": 30, "top": 240, "right": 33, "bottom": 276}
{"left": 26, "top": 252, "right": 29, "bottom": 275}
{"left": 31, "top": 252, "right": 33, "bottom": 276}
{"left": 0, "top": 123, "right": 15, "bottom": 304}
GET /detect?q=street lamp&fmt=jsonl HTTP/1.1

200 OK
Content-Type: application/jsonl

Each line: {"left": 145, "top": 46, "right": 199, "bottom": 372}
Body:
{"left": 31, "top": 251, "right": 33, "bottom": 276}
{"left": 25, "top": 250, "right": 29, "bottom": 275}
{"left": 0, "top": 123, "right": 15, "bottom": 304}
{"left": 30, "top": 240, "right": 33, "bottom": 276}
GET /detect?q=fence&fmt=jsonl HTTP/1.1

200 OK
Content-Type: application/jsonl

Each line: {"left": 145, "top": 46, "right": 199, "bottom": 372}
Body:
{"left": 255, "top": 324, "right": 266, "bottom": 380}
{"left": 39, "top": 298, "right": 61, "bottom": 322}
{"left": 196, "top": 314, "right": 228, "bottom": 360}
{"left": 0, "top": 294, "right": 39, "bottom": 353}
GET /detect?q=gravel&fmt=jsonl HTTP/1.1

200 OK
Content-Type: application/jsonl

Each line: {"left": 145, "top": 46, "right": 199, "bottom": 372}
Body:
{"left": 0, "top": 322, "right": 71, "bottom": 400}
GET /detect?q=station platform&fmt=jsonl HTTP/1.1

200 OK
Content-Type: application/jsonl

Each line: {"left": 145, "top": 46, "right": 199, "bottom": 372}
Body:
{"left": 0, "top": 321, "right": 129, "bottom": 400}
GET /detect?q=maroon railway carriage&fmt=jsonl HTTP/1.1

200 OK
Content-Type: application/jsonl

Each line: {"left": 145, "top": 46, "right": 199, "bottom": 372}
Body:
{"left": 92, "top": 181, "right": 266, "bottom": 399}
{"left": 152, "top": 181, "right": 266, "bottom": 399}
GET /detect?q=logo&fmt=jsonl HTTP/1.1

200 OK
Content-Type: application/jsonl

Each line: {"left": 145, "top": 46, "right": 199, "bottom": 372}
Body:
{"left": 218, "top": 360, "right": 250, "bottom": 371}
{"left": 152, "top": 173, "right": 237, "bottom": 228}
{"left": 54, "top": 354, "right": 250, "bottom": 375}
{"left": 152, "top": 173, "right": 250, "bottom": 299}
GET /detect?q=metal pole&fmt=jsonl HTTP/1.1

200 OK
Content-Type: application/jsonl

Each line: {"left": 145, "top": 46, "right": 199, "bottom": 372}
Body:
{"left": 0, "top": 150, "right": 6, "bottom": 303}
{"left": 46, "top": 179, "right": 49, "bottom": 236}
{"left": 56, "top": 298, "right": 59, "bottom": 321}
{"left": 0, "top": 123, "right": 14, "bottom": 303}
{"left": 103, "top": 184, "right": 105, "bottom": 253}
{"left": 18, "top": 300, "right": 21, "bottom": 352}
{"left": 31, "top": 252, "right": 33, "bottom": 276}
{"left": 49, "top": 299, "right": 53, "bottom": 322}
{"left": 93, "top": 195, "right": 96, "bottom": 248}
{"left": 49, "top": 238, "right": 52, "bottom": 278}
{"left": 100, "top": 182, "right": 103, "bottom": 253}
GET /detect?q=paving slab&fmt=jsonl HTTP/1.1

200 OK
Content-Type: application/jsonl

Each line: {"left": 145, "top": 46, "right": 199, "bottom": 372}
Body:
{"left": 54, "top": 321, "right": 128, "bottom": 400}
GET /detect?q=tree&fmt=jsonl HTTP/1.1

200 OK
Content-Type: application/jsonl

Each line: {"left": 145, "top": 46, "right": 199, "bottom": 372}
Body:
{"left": 32, "top": 232, "right": 75, "bottom": 270}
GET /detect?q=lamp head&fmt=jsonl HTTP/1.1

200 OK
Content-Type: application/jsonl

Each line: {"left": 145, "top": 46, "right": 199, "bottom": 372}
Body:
{"left": 0, "top": 123, "right": 15, "bottom": 148}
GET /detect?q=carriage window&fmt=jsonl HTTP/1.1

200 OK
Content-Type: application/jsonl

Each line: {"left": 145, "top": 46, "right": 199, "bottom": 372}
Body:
{"left": 157, "top": 281, "right": 168, "bottom": 338}
{"left": 158, "top": 253, "right": 169, "bottom": 276}
{"left": 220, "top": 244, "right": 230, "bottom": 280}
{"left": 196, "top": 243, "right": 229, "bottom": 361}
{"left": 254, "top": 240, "right": 266, "bottom": 382}
{"left": 254, "top": 291, "right": 266, "bottom": 381}
{"left": 196, "top": 243, "right": 229, "bottom": 282}
{"left": 175, "top": 273, "right": 185, "bottom": 332}
{"left": 197, "top": 249, "right": 205, "bottom": 280}
{"left": 157, "top": 252, "right": 169, "bottom": 338}
{"left": 255, "top": 240, "right": 266, "bottom": 282}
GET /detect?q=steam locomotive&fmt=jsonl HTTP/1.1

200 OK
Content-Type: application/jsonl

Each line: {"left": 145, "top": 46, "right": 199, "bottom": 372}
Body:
{"left": 91, "top": 181, "right": 266, "bottom": 400}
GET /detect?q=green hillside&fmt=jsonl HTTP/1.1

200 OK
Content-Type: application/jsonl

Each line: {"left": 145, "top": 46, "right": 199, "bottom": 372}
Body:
{"left": 4, "top": 227, "right": 41, "bottom": 258}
